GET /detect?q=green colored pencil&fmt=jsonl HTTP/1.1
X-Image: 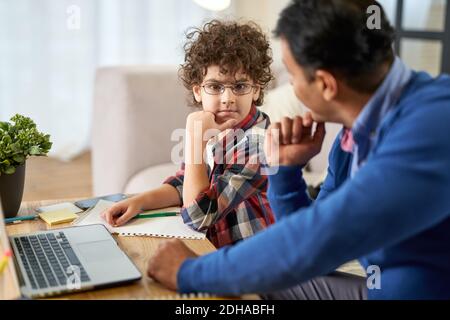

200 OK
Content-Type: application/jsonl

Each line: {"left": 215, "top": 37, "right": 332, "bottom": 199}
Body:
{"left": 134, "top": 212, "right": 178, "bottom": 219}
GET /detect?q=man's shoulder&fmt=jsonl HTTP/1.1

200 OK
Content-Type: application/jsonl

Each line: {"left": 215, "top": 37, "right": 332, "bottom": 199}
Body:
{"left": 400, "top": 72, "right": 450, "bottom": 110}
{"left": 389, "top": 72, "right": 450, "bottom": 126}
{"left": 378, "top": 73, "right": 450, "bottom": 153}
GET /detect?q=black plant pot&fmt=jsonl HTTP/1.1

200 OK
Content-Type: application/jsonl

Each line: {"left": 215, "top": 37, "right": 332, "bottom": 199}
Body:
{"left": 0, "top": 163, "right": 26, "bottom": 218}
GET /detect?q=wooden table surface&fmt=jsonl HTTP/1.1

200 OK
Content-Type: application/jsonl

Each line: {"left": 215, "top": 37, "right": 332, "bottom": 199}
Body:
{"left": 3, "top": 199, "right": 259, "bottom": 300}
{"left": 3, "top": 198, "right": 365, "bottom": 300}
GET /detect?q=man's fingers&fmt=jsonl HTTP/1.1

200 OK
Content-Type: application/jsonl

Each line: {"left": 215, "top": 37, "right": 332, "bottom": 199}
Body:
{"left": 280, "top": 117, "right": 293, "bottom": 145}
{"left": 269, "top": 123, "right": 281, "bottom": 142}
{"left": 291, "top": 116, "right": 303, "bottom": 143}
{"left": 265, "top": 124, "right": 278, "bottom": 165}
{"left": 302, "top": 112, "right": 313, "bottom": 137}
{"left": 146, "top": 239, "right": 194, "bottom": 291}
{"left": 147, "top": 256, "right": 158, "bottom": 279}
{"left": 313, "top": 122, "right": 326, "bottom": 144}
{"left": 303, "top": 112, "right": 313, "bottom": 127}
{"left": 265, "top": 123, "right": 282, "bottom": 166}
{"left": 146, "top": 240, "right": 174, "bottom": 278}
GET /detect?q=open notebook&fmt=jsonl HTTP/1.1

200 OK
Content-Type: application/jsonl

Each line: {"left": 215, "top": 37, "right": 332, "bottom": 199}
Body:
{"left": 72, "top": 200, "right": 206, "bottom": 240}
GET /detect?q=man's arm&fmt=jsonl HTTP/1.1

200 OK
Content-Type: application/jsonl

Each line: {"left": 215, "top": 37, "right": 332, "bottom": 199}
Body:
{"left": 265, "top": 115, "right": 326, "bottom": 220}
{"left": 315, "top": 130, "right": 351, "bottom": 201}
{"left": 267, "top": 165, "right": 311, "bottom": 220}
{"left": 267, "top": 133, "right": 352, "bottom": 219}
{"left": 175, "top": 108, "right": 450, "bottom": 294}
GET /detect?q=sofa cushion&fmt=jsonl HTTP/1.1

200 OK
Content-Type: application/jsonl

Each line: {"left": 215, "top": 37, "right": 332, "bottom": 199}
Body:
{"left": 124, "top": 84, "right": 340, "bottom": 195}
{"left": 260, "top": 83, "right": 342, "bottom": 174}
{"left": 92, "top": 65, "right": 190, "bottom": 196}
{"left": 124, "top": 162, "right": 179, "bottom": 194}
{"left": 125, "top": 161, "right": 326, "bottom": 196}
{"left": 260, "top": 83, "right": 306, "bottom": 122}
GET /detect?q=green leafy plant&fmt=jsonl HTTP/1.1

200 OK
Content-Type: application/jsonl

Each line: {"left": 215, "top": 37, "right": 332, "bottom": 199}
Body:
{"left": 0, "top": 114, "right": 52, "bottom": 175}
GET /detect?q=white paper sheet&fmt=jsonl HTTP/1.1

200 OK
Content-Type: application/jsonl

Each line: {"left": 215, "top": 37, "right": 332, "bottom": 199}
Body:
{"left": 73, "top": 200, "right": 206, "bottom": 240}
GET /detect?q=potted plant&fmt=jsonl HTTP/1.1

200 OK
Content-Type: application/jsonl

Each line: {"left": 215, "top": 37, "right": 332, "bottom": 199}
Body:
{"left": 0, "top": 114, "right": 52, "bottom": 218}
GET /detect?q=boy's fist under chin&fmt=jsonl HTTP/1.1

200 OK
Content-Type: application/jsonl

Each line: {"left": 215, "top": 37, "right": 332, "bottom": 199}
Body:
{"left": 186, "top": 111, "right": 237, "bottom": 135}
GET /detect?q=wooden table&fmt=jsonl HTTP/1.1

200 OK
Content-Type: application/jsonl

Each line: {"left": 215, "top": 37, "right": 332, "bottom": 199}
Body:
{"left": 4, "top": 199, "right": 255, "bottom": 300}
{"left": 3, "top": 199, "right": 365, "bottom": 300}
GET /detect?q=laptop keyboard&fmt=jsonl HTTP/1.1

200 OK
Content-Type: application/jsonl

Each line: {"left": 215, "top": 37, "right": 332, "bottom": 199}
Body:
{"left": 13, "top": 232, "right": 90, "bottom": 290}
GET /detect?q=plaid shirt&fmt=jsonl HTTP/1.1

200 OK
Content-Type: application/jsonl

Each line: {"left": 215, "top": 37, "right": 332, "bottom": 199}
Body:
{"left": 164, "top": 106, "right": 275, "bottom": 247}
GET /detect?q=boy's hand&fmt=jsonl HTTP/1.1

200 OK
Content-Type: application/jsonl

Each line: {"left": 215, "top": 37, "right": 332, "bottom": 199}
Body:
{"left": 264, "top": 113, "right": 326, "bottom": 166}
{"left": 147, "top": 239, "right": 198, "bottom": 291}
{"left": 186, "top": 111, "right": 237, "bottom": 137}
{"left": 101, "top": 197, "right": 142, "bottom": 227}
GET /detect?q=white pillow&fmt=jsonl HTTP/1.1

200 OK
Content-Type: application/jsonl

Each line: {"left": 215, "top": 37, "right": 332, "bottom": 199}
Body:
{"left": 260, "top": 83, "right": 342, "bottom": 176}
{"left": 260, "top": 83, "right": 307, "bottom": 122}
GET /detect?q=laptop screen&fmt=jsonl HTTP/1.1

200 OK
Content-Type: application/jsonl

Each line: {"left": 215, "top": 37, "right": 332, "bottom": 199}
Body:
{"left": 0, "top": 197, "right": 21, "bottom": 299}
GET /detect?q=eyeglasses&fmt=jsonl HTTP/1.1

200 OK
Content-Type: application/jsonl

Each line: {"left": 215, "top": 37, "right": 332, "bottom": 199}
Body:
{"left": 201, "top": 82, "right": 257, "bottom": 96}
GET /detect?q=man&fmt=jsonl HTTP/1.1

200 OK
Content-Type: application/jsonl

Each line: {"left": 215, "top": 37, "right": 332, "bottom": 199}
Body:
{"left": 146, "top": 0, "right": 450, "bottom": 299}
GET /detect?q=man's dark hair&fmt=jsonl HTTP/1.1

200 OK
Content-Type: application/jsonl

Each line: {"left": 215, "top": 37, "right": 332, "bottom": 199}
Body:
{"left": 275, "top": 0, "right": 395, "bottom": 93}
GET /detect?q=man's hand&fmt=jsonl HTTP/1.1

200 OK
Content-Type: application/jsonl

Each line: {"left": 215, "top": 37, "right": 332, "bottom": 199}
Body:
{"left": 264, "top": 112, "right": 326, "bottom": 166}
{"left": 147, "top": 239, "right": 198, "bottom": 291}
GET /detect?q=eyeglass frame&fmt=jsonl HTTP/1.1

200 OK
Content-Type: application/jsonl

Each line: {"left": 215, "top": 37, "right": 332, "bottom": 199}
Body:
{"left": 200, "top": 82, "right": 259, "bottom": 96}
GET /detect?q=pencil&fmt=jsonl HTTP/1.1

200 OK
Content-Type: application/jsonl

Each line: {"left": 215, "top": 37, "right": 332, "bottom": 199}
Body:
{"left": 134, "top": 212, "right": 178, "bottom": 219}
{"left": 0, "top": 250, "right": 12, "bottom": 274}
{"left": 4, "top": 215, "right": 37, "bottom": 224}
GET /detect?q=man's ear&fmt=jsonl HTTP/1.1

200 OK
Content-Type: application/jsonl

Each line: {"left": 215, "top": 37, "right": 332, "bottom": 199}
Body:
{"left": 193, "top": 85, "right": 202, "bottom": 103}
{"left": 315, "top": 70, "right": 338, "bottom": 102}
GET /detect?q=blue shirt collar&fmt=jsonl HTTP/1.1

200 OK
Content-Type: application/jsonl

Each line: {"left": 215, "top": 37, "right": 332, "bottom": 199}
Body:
{"left": 352, "top": 57, "right": 412, "bottom": 142}
{"left": 348, "top": 57, "right": 412, "bottom": 176}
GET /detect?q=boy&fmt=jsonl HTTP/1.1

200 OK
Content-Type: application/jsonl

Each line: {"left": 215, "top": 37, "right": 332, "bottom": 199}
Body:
{"left": 102, "top": 20, "right": 275, "bottom": 248}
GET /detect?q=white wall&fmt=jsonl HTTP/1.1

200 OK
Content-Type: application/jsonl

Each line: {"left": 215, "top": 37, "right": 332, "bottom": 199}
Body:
{"left": 0, "top": 0, "right": 213, "bottom": 161}
{"left": 233, "top": 0, "right": 341, "bottom": 174}
{"left": 234, "top": 0, "right": 290, "bottom": 66}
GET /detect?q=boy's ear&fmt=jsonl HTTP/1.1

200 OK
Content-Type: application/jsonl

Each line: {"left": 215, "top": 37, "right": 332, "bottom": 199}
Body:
{"left": 193, "top": 85, "right": 202, "bottom": 103}
{"left": 252, "top": 86, "right": 261, "bottom": 102}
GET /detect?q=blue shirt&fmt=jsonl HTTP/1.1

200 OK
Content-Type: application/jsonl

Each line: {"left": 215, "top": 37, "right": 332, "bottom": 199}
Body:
{"left": 349, "top": 57, "right": 412, "bottom": 176}
{"left": 177, "top": 61, "right": 450, "bottom": 299}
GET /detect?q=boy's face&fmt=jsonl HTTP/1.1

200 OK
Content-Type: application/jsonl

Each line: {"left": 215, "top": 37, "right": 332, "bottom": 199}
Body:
{"left": 192, "top": 65, "right": 260, "bottom": 125}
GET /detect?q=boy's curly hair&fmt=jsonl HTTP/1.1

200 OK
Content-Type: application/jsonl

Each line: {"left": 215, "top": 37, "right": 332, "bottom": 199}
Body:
{"left": 180, "top": 20, "right": 273, "bottom": 107}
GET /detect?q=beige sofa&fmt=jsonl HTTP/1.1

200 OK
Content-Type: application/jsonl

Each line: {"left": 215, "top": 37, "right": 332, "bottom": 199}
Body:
{"left": 92, "top": 65, "right": 341, "bottom": 196}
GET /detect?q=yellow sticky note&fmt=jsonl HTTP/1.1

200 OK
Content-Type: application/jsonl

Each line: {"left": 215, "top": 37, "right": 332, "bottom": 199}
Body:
{"left": 39, "top": 209, "right": 79, "bottom": 226}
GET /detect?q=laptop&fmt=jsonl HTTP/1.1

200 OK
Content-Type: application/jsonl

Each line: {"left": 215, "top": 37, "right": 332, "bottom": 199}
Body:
{"left": 0, "top": 198, "right": 141, "bottom": 299}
